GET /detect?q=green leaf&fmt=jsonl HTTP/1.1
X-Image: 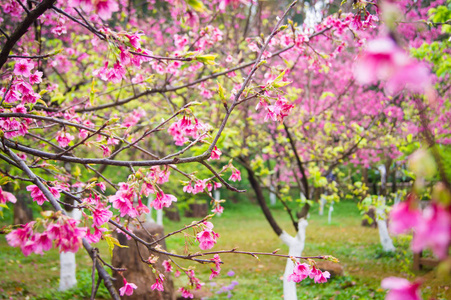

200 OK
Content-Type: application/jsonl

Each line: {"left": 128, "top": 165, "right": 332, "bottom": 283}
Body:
{"left": 0, "top": 177, "right": 11, "bottom": 186}
{"left": 105, "top": 235, "right": 128, "bottom": 257}
{"left": 186, "top": 0, "right": 206, "bottom": 12}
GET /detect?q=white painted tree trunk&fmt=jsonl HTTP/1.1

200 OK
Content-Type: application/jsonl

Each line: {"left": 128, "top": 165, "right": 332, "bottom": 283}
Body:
{"left": 376, "top": 206, "right": 395, "bottom": 252}
{"left": 328, "top": 203, "right": 334, "bottom": 224}
{"left": 59, "top": 205, "right": 82, "bottom": 291}
{"left": 300, "top": 192, "right": 306, "bottom": 202}
{"left": 270, "top": 185, "right": 277, "bottom": 206}
{"left": 394, "top": 192, "right": 401, "bottom": 205}
{"left": 214, "top": 190, "right": 222, "bottom": 217}
{"left": 279, "top": 219, "right": 308, "bottom": 300}
{"left": 156, "top": 209, "right": 163, "bottom": 226}
{"left": 377, "top": 165, "right": 395, "bottom": 252}
{"left": 319, "top": 196, "right": 326, "bottom": 216}
{"left": 146, "top": 195, "right": 155, "bottom": 223}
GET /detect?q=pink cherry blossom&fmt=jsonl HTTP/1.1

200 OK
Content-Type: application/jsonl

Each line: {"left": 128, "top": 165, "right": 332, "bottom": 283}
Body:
{"left": 56, "top": 131, "right": 75, "bottom": 148}
{"left": 6, "top": 222, "right": 34, "bottom": 249}
{"left": 354, "top": 36, "right": 431, "bottom": 94}
{"left": 95, "top": 0, "right": 119, "bottom": 20}
{"left": 209, "top": 146, "right": 222, "bottom": 160}
{"left": 287, "top": 263, "right": 311, "bottom": 283}
{"left": 196, "top": 229, "right": 219, "bottom": 250}
{"left": 151, "top": 191, "right": 177, "bottom": 210}
{"left": 14, "top": 59, "right": 34, "bottom": 77}
{"left": 0, "top": 187, "right": 17, "bottom": 204}
{"left": 381, "top": 277, "right": 422, "bottom": 300}
{"left": 26, "top": 185, "right": 60, "bottom": 205}
{"left": 389, "top": 194, "right": 421, "bottom": 235}
{"left": 85, "top": 226, "right": 106, "bottom": 244}
{"left": 309, "top": 266, "right": 330, "bottom": 283}
{"left": 212, "top": 204, "right": 224, "bottom": 214}
{"left": 151, "top": 274, "right": 165, "bottom": 292}
{"left": 119, "top": 278, "right": 138, "bottom": 296}
{"left": 92, "top": 206, "right": 113, "bottom": 227}
{"left": 109, "top": 184, "right": 138, "bottom": 218}
{"left": 162, "top": 260, "right": 173, "bottom": 272}
{"left": 136, "top": 199, "right": 150, "bottom": 215}
{"left": 411, "top": 203, "right": 451, "bottom": 259}
{"left": 33, "top": 232, "right": 53, "bottom": 255}
{"left": 229, "top": 168, "right": 241, "bottom": 182}
{"left": 179, "top": 287, "right": 194, "bottom": 299}
{"left": 29, "top": 71, "right": 43, "bottom": 85}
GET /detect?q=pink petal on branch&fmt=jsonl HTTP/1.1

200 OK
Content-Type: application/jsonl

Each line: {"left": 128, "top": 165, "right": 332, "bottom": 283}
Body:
{"left": 119, "top": 278, "right": 138, "bottom": 296}
{"left": 381, "top": 277, "right": 422, "bottom": 300}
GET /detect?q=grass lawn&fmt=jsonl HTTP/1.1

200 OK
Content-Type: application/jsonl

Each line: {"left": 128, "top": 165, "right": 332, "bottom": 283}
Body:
{"left": 1, "top": 199, "right": 450, "bottom": 299}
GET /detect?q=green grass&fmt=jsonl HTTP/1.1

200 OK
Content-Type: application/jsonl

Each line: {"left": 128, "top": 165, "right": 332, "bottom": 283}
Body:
{"left": 1, "top": 200, "right": 450, "bottom": 299}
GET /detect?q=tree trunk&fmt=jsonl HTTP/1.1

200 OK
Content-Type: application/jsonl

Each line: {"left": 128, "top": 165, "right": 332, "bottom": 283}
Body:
{"left": 59, "top": 205, "right": 82, "bottom": 291}
{"left": 13, "top": 193, "right": 33, "bottom": 225}
{"left": 279, "top": 219, "right": 308, "bottom": 300}
{"left": 328, "top": 203, "right": 334, "bottom": 224}
{"left": 376, "top": 206, "right": 395, "bottom": 252}
{"left": 184, "top": 203, "right": 208, "bottom": 218}
{"left": 113, "top": 222, "right": 175, "bottom": 300}
{"left": 377, "top": 164, "right": 395, "bottom": 252}
{"left": 270, "top": 185, "right": 277, "bottom": 206}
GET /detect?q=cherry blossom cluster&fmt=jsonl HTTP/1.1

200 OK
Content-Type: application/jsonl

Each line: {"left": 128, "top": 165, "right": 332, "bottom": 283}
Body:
{"left": 389, "top": 194, "right": 451, "bottom": 260}
{"left": 67, "top": 0, "right": 119, "bottom": 20}
{"left": 167, "top": 115, "right": 211, "bottom": 146}
{"left": 0, "top": 186, "right": 17, "bottom": 204}
{"left": 288, "top": 262, "right": 331, "bottom": 284}
{"left": 255, "top": 95, "right": 294, "bottom": 123}
{"left": 183, "top": 179, "right": 221, "bottom": 195}
{"left": 6, "top": 212, "right": 87, "bottom": 255}
{"left": 196, "top": 221, "right": 219, "bottom": 250}
{"left": 355, "top": 36, "right": 431, "bottom": 95}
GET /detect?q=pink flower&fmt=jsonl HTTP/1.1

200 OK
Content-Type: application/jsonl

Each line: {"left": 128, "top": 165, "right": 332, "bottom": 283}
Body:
{"left": 56, "top": 131, "right": 75, "bottom": 148}
{"left": 209, "top": 254, "right": 222, "bottom": 279}
{"left": 95, "top": 0, "right": 119, "bottom": 20}
{"left": 411, "top": 203, "right": 451, "bottom": 259}
{"left": 52, "top": 218, "right": 87, "bottom": 253}
{"left": 0, "top": 187, "right": 17, "bottom": 204}
{"left": 136, "top": 199, "right": 150, "bottom": 215}
{"left": 33, "top": 232, "right": 53, "bottom": 255}
{"left": 151, "top": 192, "right": 177, "bottom": 210}
{"left": 26, "top": 185, "right": 60, "bottom": 205}
{"left": 29, "top": 71, "right": 43, "bottom": 85}
{"left": 209, "top": 146, "right": 222, "bottom": 160}
{"left": 85, "top": 226, "right": 106, "bottom": 244}
{"left": 263, "top": 97, "right": 294, "bottom": 122}
{"left": 151, "top": 274, "right": 165, "bottom": 292}
{"left": 381, "top": 277, "right": 422, "bottom": 300}
{"left": 287, "top": 263, "right": 311, "bottom": 283}
{"left": 92, "top": 206, "right": 113, "bottom": 227}
{"left": 6, "top": 222, "right": 34, "bottom": 248}
{"left": 126, "top": 33, "right": 142, "bottom": 49}
{"left": 192, "top": 180, "right": 206, "bottom": 194}
{"left": 389, "top": 194, "right": 421, "bottom": 235}
{"left": 96, "top": 182, "right": 106, "bottom": 192}
{"left": 354, "top": 37, "right": 431, "bottom": 94}
{"left": 119, "top": 278, "right": 138, "bottom": 296}
{"left": 309, "top": 266, "right": 330, "bottom": 283}
{"left": 183, "top": 183, "right": 193, "bottom": 194}
{"left": 179, "top": 287, "right": 194, "bottom": 299}
{"left": 109, "top": 184, "right": 138, "bottom": 218}
{"left": 14, "top": 59, "right": 34, "bottom": 77}
{"left": 212, "top": 204, "right": 224, "bottom": 214}
{"left": 196, "top": 229, "right": 219, "bottom": 250}
{"left": 229, "top": 168, "right": 241, "bottom": 182}
{"left": 100, "top": 145, "right": 111, "bottom": 157}
{"left": 162, "top": 260, "right": 173, "bottom": 272}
